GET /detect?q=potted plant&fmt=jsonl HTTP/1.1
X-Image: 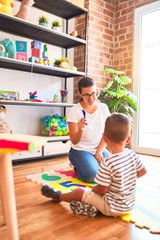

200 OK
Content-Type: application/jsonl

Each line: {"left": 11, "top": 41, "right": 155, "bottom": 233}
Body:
{"left": 38, "top": 15, "right": 48, "bottom": 28}
{"left": 52, "top": 20, "right": 61, "bottom": 31}
{"left": 98, "top": 67, "right": 138, "bottom": 121}
{"left": 54, "top": 58, "right": 61, "bottom": 67}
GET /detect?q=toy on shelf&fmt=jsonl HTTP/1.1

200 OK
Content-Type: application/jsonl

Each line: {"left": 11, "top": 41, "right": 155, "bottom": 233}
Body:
{"left": 53, "top": 57, "right": 77, "bottom": 70}
{"left": 60, "top": 57, "right": 70, "bottom": 69}
{"left": 0, "top": 0, "right": 15, "bottom": 15}
{"left": 15, "top": 0, "right": 35, "bottom": 20}
{"left": 27, "top": 91, "right": 42, "bottom": 102}
{"left": 71, "top": 66, "right": 77, "bottom": 71}
{"left": 70, "top": 30, "right": 81, "bottom": 38}
{"left": 40, "top": 114, "right": 69, "bottom": 137}
{"left": 0, "top": 105, "right": 13, "bottom": 133}
{"left": 29, "top": 40, "right": 51, "bottom": 66}
{"left": 60, "top": 89, "right": 68, "bottom": 103}
{"left": 29, "top": 40, "right": 42, "bottom": 63}
{"left": 42, "top": 44, "right": 48, "bottom": 60}
{"left": 29, "top": 91, "right": 37, "bottom": 100}
{"left": 0, "top": 90, "right": 19, "bottom": 100}
{"left": 54, "top": 57, "right": 70, "bottom": 69}
{"left": 16, "top": 40, "right": 28, "bottom": 61}
{"left": 53, "top": 94, "right": 58, "bottom": 103}
{"left": 70, "top": 30, "right": 78, "bottom": 37}
{"left": 0, "top": 38, "right": 16, "bottom": 59}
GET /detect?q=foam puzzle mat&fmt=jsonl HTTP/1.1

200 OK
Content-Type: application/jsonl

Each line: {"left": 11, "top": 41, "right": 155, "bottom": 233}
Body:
{"left": 26, "top": 168, "right": 160, "bottom": 234}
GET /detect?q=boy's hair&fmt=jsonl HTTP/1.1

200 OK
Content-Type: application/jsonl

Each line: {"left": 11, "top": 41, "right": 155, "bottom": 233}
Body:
{"left": 104, "top": 113, "right": 131, "bottom": 143}
{"left": 78, "top": 77, "right": 95, "bottom": 94}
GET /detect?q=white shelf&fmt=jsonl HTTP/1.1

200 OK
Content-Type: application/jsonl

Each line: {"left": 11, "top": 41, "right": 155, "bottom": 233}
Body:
{"left": 0, "top": 13, "right": 86, "bottom": 49}
{"left": 40, "top": 135, "right": 70, "bottom": 142}
{"left": 0, "top": 57, "right": 86, "bottom": 78}
{"left": 0, "top": 100, "right": 74, "bottom": 108}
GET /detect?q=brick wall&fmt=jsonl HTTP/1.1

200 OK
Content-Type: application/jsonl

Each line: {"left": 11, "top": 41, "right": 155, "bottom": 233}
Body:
{"left": 74, "top": 0, "right": 158, "bottom": 102}
{"left": 114, "top": 0, "right": 157, "bottom": 77}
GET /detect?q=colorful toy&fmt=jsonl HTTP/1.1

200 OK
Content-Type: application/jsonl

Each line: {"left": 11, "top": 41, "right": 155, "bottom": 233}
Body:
{"left": 0, "top": 105, "right": 13, "bottom": 133}
{"left": 15, "top": 0, "right": 35, "bottom": 20}
{"left": 29, "top": 40, "right": 51, "bottom": 66}
{"left": 31, "top": 40, "right": 42, "bottom": 58}
{"left": 53, "top": 94, "right": 58, "bottom": 103}
{"left": 40, "top": 114, "right": 69, "bottom": 137}
{"left": 0, "top": 90, "right": 19, "bottom": 100}
{"left": 31, "top": 40, "right": 42, "bottom": 49}
{"left": 53, "top": 57, "right": 70, "bottom": 69}
{"left": 0, "top": 0, "right": 15, "bottom": 15}
{"left": 70, "top": 30, "right": 78, "bottom": 37}
{"left": 29, "top": 91, "right": 37, "bottom": 100}
{"left": 0, "top": 38, "right": 16, "bottom": 59}
{"left": 16, "top": 40, "right": 28, "bottom": 61}
{"left": 29, "top": 40, "right": 42, "bottom": 63}
{"left": 42, "top": 44, "right": 48, "bottom": 60}
{"left": 60, "top": 57, "right": 70, "bottom": 69}
{"left": 29, "top": 56, "right": 39, "bottom": 63}
{"left": 16, "top": 40, "right": 27, "bottom": 52}
{"left": 16, "top": 52, "right": 28, "bottom": 61}
{"left": 26, "top": 91, "right": 42, "bottom": 102}
{"left": 60, "top": 89, "right": 68, "bottom": 103}
{"left": 31, "top": 48, "right": 41, "bottom": 58}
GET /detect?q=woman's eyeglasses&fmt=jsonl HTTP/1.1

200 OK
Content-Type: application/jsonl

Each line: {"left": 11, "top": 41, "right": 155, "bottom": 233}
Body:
{"left": 81, "top": 91, "right": 98, "bottom": 98}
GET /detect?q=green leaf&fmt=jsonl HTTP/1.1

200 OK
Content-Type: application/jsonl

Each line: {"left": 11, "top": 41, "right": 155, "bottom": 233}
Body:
{"left": 104, "top": 68, "right": 124, "bottom": 75}
{"left": 106, "top": 90, "right": 119, "bottom": 97}
{"left": 114, "top": 75, "right": 121, "bottom": 84}
{"left": 116, "top": 89, "right": 127, "bottom": 97}
{"left": 102, "top": 81, "right": 113, "bottom": 91}
{"left": 119, "top": 76, "right": 132, "bottom": 85}
{"left": 124, "top": 95, "right": 138, "bottom": 111}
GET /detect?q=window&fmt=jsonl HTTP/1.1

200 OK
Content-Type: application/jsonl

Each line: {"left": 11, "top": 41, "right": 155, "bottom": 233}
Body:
{"left": 132, "top": 1, "right": 160, "bottom": 156}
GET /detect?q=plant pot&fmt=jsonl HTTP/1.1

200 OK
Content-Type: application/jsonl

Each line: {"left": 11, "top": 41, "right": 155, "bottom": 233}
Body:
{"left": 39, "top": 22, "right": 48, "bottom": 28}
{"left": 52, "top": 26, "right": 60, "bottom": 32}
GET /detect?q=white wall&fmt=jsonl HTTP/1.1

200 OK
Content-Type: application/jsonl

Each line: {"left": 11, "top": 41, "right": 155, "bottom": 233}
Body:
{"left": 0, "top": 0, "right": 74, "bottom": 135}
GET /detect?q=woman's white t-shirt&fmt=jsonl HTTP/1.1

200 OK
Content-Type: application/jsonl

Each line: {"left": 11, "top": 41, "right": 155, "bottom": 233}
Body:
{"left": 67, "top": 102, "right": 110, "bottom": 155}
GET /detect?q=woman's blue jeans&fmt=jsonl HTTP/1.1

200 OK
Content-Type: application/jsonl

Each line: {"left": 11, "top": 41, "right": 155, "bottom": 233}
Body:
{"left": 69, "top": 148, "right": 109, "bottom": 183}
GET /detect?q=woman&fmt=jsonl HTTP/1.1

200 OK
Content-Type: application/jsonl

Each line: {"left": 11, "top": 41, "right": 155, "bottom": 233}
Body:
{"left": 67, "top": 77, "right": 110, "bottom": 182}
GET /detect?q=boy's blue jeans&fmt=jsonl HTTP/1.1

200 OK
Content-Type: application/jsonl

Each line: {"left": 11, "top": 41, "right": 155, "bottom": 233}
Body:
{"left": 69, "top": 148, "right": 109, "bottom": 183}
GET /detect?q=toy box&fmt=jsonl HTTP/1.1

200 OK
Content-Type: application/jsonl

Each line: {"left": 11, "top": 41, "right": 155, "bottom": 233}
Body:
{"left": 0, "top": 90, "right": 19, "bottom": 100}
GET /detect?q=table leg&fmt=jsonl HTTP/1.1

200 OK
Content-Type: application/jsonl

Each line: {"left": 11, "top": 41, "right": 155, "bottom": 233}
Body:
{"left": 0, "top": 153, "right": 19, "bottom": 240}
{"left": 0, "top": 183, "right": 6, "bottom": 224}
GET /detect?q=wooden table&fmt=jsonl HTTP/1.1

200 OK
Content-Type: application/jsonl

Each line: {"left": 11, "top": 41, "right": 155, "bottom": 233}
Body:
{"left": 0, "top": 134, "right": 47, "bottom": 240}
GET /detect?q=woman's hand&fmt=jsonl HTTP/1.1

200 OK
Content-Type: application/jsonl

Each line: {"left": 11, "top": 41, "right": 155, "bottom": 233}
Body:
{"left": 78, "top": 118, "right": 88, "bottom": 131}
{"left": 68, "top": 118, "right": 87, "bottom": 145}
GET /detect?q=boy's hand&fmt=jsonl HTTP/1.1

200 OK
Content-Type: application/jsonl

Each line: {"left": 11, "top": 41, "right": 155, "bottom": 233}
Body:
{"left": 95, "top": 151, "right": 103, "bottom": 164}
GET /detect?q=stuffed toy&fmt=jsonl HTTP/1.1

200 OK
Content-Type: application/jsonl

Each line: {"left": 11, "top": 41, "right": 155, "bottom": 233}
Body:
{"left": 0, "top": 0, "right": 15, "bottom": 15}
{"left": 0, "top": 105, "right": 13, "bottom": 134}
{"left": 0, "top": 38, "right": 16, "bottom": 59}
{"left": 15, "top": 0, "right": 35, "bottom": 20}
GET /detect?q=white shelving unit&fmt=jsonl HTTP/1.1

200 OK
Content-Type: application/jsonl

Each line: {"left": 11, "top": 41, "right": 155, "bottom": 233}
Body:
{"left": 0, "top": 0, "right": 88, "bottom": 162}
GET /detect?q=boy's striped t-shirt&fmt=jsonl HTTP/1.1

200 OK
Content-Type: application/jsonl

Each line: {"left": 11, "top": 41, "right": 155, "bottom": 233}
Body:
{"left": 95, "top": 148, "right": 144, "bottom": 213}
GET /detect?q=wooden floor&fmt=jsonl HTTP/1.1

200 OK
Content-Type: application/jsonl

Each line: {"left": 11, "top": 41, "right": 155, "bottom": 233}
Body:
{"left": 0, "top": 154, "right": 160, "bottom": 240}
